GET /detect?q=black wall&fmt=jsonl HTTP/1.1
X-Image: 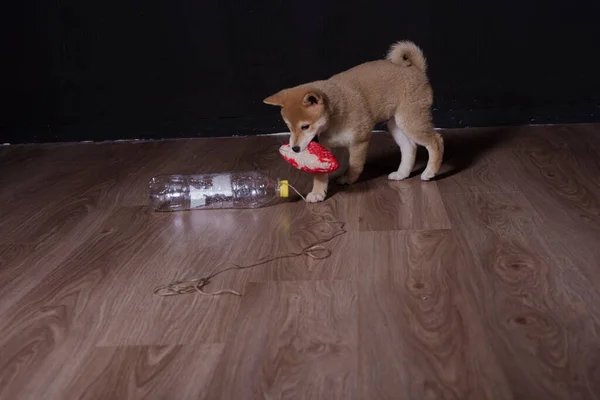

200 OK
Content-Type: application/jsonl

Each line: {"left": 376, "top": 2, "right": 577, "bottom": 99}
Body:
{"left": 2, "top": 0, "right": 600, "bottom": 144}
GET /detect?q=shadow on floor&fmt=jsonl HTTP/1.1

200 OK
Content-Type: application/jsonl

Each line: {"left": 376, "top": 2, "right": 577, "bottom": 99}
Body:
{"left": 326, "top": 126, "right": 521, "bottom": 198}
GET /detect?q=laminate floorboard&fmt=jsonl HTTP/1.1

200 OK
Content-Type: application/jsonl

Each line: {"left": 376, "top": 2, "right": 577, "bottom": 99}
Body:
{"left": 510, "top": 126, "right": 600, "bottom": 229}
{"left": 505, "top": 126, "right": 600, "bottom": 293}
{"left": 0, "top": 124, "right": 600, "bottom": 399}
{"left": 61, "top": 344, "right": 223, "bottom": 400}
{"left": 0, "top": 141, "right": 197, "bottom": 316}
{"left": 435, "top": 127, "right": 523, "bottom": 194}
{"left": 205, "top": 281, "right": 358, "bottom": 400}
{"left": 443, "top": 191, "right": 600, "bottom": 399}
{"left": 358, "top": 230, "right": 512, "bottom": 400}
{"left": 358, "top": 178, "right": 451, "bottom": 231}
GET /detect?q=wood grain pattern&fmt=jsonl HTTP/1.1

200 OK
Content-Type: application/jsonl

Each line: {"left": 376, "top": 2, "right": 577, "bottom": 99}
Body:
{"left": 358, "top": 177, "right": 451, "bottom": 231}
{"left": 435, "top": 127, "right": 523, "bottom": 194}
{"left": 1, "top": 125, "right": 600, "bottom": 398}
{"left": 511, "top": 128, "right": 600, "bottom": 229}
{"left": 359, "top": 230, "right": 512, "bottom": 400}
{"left": 61, "top": 344, "right": 223, "bottom": 400}
{"left": 205, "top": 281, "right": 358, "bottom": 400}
{"left": 0, "top": 145, "right": 49, "bottom": 181}
{"left": 0, "top": 141, "right": 196, "bottom": 316}
{"left": 0, "top": 243, "right": 38, "bottom": 315}
{"left": 443, "top": 191, "right": 600, "bottom": 399}
{"left": 245, "top": 197, "right": 360, "bottom": 282}
{"left": 506, "top": 126, "right": 600, "bottom": 294}
{"left": 0, "top": 208, "right": 160, "bottom": 399}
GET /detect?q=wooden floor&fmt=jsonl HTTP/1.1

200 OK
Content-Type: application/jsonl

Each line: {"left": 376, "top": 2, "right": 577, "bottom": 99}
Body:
{"left": 1, "top": 124, "right": 600, "bottom": 399}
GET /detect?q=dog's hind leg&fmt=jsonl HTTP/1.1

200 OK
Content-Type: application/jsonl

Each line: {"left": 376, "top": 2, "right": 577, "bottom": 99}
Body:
{"left": 393, "top": 109, "right": 443, "bottom": 181}
{"left": 387, "top": 117, "right": 417, "bottom": 180}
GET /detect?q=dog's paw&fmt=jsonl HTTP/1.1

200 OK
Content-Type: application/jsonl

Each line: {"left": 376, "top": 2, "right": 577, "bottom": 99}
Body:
{"left": 336, "top": 175, "right": 356, "bottom": 185}
{"left": 305, "top": 191, "right": 326, "bottom": 203}
{"left": 388, "top": 170, "right": 410, "bottom": 181}
{"left": 420, "top": 168, "right": 436, "bottom": 181}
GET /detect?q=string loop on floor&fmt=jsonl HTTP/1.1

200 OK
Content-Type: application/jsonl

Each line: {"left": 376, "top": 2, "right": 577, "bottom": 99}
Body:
{"left": 154, "top": 183, "right": 346, "bottom": 297}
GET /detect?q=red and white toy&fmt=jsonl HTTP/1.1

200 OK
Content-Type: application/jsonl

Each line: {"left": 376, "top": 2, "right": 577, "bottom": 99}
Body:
{"left": 279, "top": 142, "right": 339, "bottom": 174}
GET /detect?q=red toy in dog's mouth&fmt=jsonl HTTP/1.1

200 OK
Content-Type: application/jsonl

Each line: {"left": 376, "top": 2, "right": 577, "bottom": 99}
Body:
{"left": 279, "top": 142, "right": 339, "bottom": 174}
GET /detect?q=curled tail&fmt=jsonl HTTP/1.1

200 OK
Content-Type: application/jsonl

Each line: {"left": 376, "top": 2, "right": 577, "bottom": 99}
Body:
{"left": 386, "top": 41, "right": 427, "bottom": 72}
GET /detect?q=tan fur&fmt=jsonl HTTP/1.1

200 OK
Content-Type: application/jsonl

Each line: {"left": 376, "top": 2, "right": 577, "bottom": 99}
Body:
{"left": 264, "top": 41, "right": 443, "bottom": 202}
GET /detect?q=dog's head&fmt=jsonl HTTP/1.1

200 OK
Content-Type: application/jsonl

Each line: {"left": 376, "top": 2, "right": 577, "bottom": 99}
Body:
{"left": 263, "top": 86, "right": 328, "bottom": 153}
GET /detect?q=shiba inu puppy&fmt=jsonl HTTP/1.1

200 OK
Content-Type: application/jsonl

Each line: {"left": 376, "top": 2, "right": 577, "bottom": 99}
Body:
{"left": 264, "top": 41, "right": 443, "bottom": 202}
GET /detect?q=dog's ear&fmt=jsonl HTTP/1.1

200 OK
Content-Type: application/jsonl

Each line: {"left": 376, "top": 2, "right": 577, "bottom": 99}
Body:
{"left": 302, "top": 90, "right": 324, "bottom": 107}
{"left": 263, "top": 90, "right": 286, "bottom": 107}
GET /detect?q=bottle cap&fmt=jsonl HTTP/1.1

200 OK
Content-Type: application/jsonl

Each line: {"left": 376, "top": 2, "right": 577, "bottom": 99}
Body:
{"left": 279, "top": 180, "right": 289, "bottom": 198}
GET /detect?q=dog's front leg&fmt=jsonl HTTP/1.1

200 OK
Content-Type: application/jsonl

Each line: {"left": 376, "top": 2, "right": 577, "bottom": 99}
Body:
{"left": 306, "top": 173, "right": 329, "bottom": 203}
{"left": 337, "top": 141, "right": 369, "bottom": 185}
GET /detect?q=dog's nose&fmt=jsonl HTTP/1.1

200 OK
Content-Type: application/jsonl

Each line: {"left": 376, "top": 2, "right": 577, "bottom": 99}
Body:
{"left": 292, "top": 146, "right": 300, "bottom": 153}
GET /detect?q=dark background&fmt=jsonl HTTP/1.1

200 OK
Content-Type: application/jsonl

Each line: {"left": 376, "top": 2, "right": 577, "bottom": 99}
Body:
{"left": 2, "top": 0, "right": 600, "bottom": 144}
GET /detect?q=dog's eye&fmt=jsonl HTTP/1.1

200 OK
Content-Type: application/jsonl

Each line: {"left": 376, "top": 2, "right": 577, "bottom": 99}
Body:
{"left": 301, "top": 124, "right": 310, "bottom": 131}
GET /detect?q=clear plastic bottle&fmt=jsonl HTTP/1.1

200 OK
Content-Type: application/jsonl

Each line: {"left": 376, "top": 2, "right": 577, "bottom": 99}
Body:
{"left": 148, "top": 171, "right": 289, "bottom": 211}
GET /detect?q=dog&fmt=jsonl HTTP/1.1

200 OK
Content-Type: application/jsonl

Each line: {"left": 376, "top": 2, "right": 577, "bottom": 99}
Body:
{"left": 263, "top": 41, "right": 443, "bottom": 202}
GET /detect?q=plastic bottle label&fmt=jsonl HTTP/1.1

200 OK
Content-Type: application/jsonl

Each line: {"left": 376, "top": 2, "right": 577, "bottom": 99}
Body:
{"left": 189, "top": 189, "right": 206, "bottom": 208}
{"left": 189, "top": 174, "right": 233, "bottom": 208}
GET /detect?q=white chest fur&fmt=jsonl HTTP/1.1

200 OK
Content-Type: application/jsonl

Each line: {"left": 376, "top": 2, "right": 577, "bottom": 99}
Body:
{"left": 320, "top": 130, "right": 354, "bottom": 148}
